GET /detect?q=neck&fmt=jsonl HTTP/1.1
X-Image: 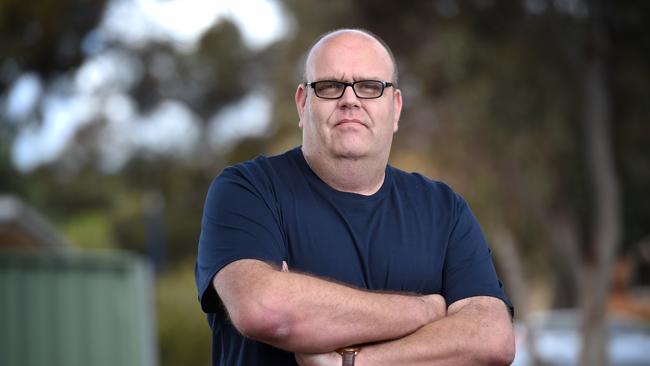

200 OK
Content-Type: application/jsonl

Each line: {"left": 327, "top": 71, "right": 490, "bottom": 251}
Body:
{"left": 301, "top": 147, "right": 388, "bottom": 196}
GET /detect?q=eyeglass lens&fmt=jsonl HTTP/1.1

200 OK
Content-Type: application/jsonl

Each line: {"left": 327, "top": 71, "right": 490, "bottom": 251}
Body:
{"left": 313, "top": 81, "right": 385, "bottom": 99}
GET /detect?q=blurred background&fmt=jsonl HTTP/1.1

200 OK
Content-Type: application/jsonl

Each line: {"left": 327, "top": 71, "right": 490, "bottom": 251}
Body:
{"left": 0, "top": 0, "right": 649, "bottom": 365}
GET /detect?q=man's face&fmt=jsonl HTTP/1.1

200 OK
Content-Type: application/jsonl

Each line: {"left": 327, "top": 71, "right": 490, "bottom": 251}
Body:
{"left": 295, "top": 33, "right": 402, "bottom": 161}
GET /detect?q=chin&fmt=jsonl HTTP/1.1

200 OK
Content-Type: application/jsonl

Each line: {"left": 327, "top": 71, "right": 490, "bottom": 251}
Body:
{"left": 331, "top": 145, "right": 369, "bottom": 160}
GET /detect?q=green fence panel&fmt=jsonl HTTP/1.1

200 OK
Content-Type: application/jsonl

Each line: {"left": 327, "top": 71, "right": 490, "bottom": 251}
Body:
{"left": 0, "top": 250, "right": 157, "bottom": 366}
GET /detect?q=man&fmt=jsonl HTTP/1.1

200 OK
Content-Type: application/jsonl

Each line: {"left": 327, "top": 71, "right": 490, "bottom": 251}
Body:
{"left": 196, "top": 29, "right": 515, "bottom": 366}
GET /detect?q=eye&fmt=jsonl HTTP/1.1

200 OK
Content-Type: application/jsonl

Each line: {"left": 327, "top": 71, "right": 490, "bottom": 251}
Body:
{"left": 356, "top": 81, "right": 382, "bottom": 94}
{"left": 315, "top": 81, "right": 343, "bottom": 93}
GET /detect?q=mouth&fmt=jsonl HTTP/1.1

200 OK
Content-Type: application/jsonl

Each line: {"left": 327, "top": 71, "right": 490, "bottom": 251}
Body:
{"left": 335, "top": 119, "right": 367, "bottom": 128}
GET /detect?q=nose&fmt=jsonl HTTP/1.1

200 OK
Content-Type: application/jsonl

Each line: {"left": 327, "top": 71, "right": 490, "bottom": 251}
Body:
{"left": 338, "top": 84, "right": 360, "bottom": 108}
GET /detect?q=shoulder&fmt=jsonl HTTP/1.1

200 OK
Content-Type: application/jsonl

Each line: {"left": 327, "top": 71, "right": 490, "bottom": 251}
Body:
{"left": 204, "top": 149, "right": 297, "bottom": 210}
{"left": 212, "top": 148, "right": 296, "bottom": 190}
{"left": 388, "top": 166, "right": 465, "bottom": 210}
{"left": 220, "top": 149, "right": 293, "bottom": 181}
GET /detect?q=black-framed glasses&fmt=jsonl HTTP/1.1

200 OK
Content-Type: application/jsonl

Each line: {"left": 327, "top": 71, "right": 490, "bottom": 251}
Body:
{"left": 305, "top": 80, "right": 394, "bottom": 99}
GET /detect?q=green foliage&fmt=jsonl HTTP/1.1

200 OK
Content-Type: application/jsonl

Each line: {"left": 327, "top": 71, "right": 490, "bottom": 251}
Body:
{"left": 61, "top": 211, "right": 118, "bottom": 249}
{"left": 156, "top": 259, "right": 211, "bottom": 366}
{"left": 0, "top": 122, "right": 21, "bottom": 192}
{"left": 1, "top": 0, "right": 649, "bottom": 363}
{"left": 0, "top": 0, "right": 107, "bottom": 90}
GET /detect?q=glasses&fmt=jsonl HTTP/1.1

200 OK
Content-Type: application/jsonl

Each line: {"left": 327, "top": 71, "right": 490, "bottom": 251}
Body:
{"left": 305, "top": 80, "right": 394, "bottom": 99}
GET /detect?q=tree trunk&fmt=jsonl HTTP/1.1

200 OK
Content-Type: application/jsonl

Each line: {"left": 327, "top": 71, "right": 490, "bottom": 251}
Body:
{"left": 491, "top": 228, "right": 549, "bottom": 366}
{"left": 578, "top": 3, "right": 622, "bottom": 362}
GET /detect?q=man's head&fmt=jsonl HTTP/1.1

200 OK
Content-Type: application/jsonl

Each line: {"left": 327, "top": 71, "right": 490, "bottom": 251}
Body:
{"left": 302, "top": 29, "right": 399, "bottom": 85}
{"left": 295, "top": 29, "right": 403, "bottom": 163}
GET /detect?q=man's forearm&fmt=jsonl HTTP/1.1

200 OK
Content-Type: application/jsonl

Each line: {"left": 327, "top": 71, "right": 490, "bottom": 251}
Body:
{"left": 214, "top": 259, "right": 445, "bottom": 353}
{"left": 354, "top": 296, "right": 515, "bottom": 366}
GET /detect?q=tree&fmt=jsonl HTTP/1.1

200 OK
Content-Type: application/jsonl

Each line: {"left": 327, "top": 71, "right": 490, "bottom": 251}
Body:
{"left": 2, "top": 1, "right": 648, "bottom": 364}
{"left": 272, "top": 1, "right": 648, "bottom": 365}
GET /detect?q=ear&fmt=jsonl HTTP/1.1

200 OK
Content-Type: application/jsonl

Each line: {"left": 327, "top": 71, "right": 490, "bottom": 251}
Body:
{"left": 392, "top": 88, "right": 403, "bottom": 132}
{"left": 295, "top": 83, "right": 307, "bottom": 128}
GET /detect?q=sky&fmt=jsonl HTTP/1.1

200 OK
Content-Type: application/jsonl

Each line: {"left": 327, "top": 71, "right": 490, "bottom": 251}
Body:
{"left": 102, "top": 0, "right": 290, "bottom": 51}
{"left": 7, "top": 0, "right": 290, "bottom": 172}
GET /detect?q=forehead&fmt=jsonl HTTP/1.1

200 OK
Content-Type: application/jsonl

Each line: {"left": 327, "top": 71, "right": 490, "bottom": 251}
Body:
{"left": 306, "top": 32, "right": 393, "bottom": 81}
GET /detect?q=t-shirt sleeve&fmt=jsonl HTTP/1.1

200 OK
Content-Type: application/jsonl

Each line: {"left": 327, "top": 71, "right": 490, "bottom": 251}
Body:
{"left": 195, "top": 165, "right": 286, "bottom": 313}
{"left": 442, "top": 193, "right": 513, "bottom": 315}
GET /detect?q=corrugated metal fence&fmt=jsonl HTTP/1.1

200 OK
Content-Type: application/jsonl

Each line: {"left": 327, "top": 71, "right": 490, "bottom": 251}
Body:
{"left": 0, "top": 250, "right": 157, "bottom": 366}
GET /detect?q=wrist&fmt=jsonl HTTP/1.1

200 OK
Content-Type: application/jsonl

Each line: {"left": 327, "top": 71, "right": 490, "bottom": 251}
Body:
{"left": 351, "top": 345, "right": 377, "bottom": 366}
{"left": 336, "top": 346, "right": 361, "bottom": 366}
{"left": 420, "top": 294, "right": 447, "bottom": 323}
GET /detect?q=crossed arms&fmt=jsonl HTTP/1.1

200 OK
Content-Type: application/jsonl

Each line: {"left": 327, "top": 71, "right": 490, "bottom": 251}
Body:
{"left": 214, "top": 259, "right": 515, "bottom": 366}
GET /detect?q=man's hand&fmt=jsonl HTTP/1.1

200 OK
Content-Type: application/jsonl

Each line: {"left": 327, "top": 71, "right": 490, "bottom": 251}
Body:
{"left": 355, "top": 296, "right": 515, "bottom": 366}
{"left": 294, "top": 351, "right": 340, "bottom": 366}
{"left": 288, "top": 262, "right": 341, "bottom": 366}
{"left": 421, "top": 293, "right": 447, "bottom": 322}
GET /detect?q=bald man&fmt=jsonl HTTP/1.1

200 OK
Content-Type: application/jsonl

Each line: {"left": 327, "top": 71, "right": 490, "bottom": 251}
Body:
{"left": 196, "top": 29, "right": 515, "bottom": 366}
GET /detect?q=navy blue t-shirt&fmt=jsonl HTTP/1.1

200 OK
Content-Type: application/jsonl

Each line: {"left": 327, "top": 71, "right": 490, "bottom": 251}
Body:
{"left": 196, "top": 147, "right": 512, "bottom": 366}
